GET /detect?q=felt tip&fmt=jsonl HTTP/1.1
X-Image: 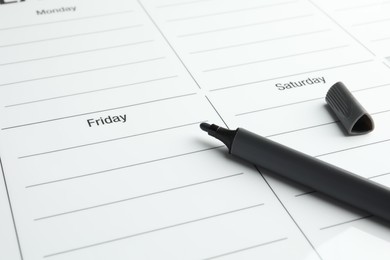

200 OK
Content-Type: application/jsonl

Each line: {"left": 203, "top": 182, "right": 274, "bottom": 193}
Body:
{"left": 200, "top": 122, "right": 211, "bottom": 132}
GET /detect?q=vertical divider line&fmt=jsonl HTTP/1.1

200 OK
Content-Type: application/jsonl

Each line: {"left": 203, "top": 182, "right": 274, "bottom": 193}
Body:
{"left": 137, "top": 0, "right": 230, "bottom": 129}
{"left": 254, "top": 166, "right": 324, "bottom": 260}
{"left": 204, "top": 95, "right": 230, "bottom": 129}
{"left": 308, "top": 0, "right": 376, "bottom": 57}
{"left": 383, "top": 61, "right": 390, "bottom": 70}
{"left": 0, "top": 156, "right": 24, "bottom": 260}
{"left": 137, "top": 0, "right": 202, "bottom": 90}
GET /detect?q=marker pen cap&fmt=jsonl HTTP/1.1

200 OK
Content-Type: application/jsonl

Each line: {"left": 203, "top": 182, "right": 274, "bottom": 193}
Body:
{"left": 325, "top": 82, "right": 374, "bottom": 135}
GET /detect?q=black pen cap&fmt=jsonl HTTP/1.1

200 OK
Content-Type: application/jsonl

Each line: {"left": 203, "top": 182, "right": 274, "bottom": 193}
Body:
{"left": 325, "top": 82, "right": 374, "bottom": 135}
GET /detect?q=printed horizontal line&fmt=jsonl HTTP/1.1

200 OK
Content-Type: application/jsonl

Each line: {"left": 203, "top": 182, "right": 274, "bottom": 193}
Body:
{"left": 156, "top": 0, "right": 213, "bottom": 8}
{"left": 295, "top": 190, "right": 316, "bottom": 197}
{"left": 203, "top": 45, "right": 350, "bottom": 72}
{"left": 0, "top": 39, "right": 155, "bottom": 67}
{"left": 19, "top": 120, "right": 202, "bottom": 159}
{"left": 211, "top": 59, "right": 374, "bottom": 91}
{"left": 204, "top": 237, "right": 288, "bottom": 260}
{"left": 190, "top": 29, "right": 332, "bottom": 54}
{"left": 0, "top": 25, "right": 143, "bottom": 49}
{"left": 167, "top": 1, "right": 297, "bottom": 22}
{"left": 0, "top": 10, "right": 134, "bottom": 31}
{"left": 266, "top": 109, "right": 389, "bottom": 139}
{"left": 43, "top": 203, "right": 264, "bottom": 258}
{"left": 2, "top": 91, "right": 192, "bottom": 131}
{"left": 371, "top": 35, "right": 390, "bottom": 42}
{"left": 316, "top": 138, "right": 390, "bottom": 158}
{"left": 335, "top": 1, "right": 390, "bottom": 12}
{"left": 5, "top": 75, "right": 178, "bottom": 108}
{"left": 365, "top": 106, "right": 390, "bottom": 116}
{"left": 25, "top": 146, "right": 223, "bottom": 188}
{"left": 320, "top": 215, "right": 373, "bottom": 230}
{"left": 35, "top": 172, "right": 244, "bottom": 221}
{"left": 178, "top": 14, "right": 313, "bottom": 37}
{"left": 352, "top": 82, "right": 390, "bottom": 92}
{"left": 352, "top": 17, "right": 390, "bottom": 27}
{"left": 369, "top": 172, "right": 390, "bottom": 179}
{"left": 266, "top": 121, "right": 338, "bottom": 138}
{"left": 0, "top": 56, "right": 165, "bottom": 88}
{"left": 235, "top": 82, "right": 390, "bottom": 117}
{"left": 235, "top": 97, "right": 323, "bottom": 116}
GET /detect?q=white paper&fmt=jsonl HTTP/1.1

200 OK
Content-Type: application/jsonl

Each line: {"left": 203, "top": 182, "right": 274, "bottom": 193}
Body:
{"left": 1, "top": 0, "right": 389, "bottom": 259}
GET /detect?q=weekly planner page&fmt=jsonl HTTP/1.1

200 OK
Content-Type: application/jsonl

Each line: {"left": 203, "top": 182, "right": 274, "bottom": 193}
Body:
{"left": 0, "top": 0, "right": 390, "bottom": 259}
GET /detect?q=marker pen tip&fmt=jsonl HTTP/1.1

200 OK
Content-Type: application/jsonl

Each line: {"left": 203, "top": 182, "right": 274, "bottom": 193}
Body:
{"left": 200, "top": 122, "right": 211, "bottom": 132}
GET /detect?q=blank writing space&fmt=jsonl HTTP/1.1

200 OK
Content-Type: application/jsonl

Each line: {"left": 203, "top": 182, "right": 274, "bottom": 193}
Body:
{"left": 0, "top": 56, "right": 166, "bottom": 88}
{"left": 5, "top": 75, "right": 178, "bottom": 108}
{"left": 0, "top": 25, "right": 143, "bottom": 49}
{"left": 189, "top": 29, "right": 332, "bottom": 54}
{"left": 193, "top": 25, "right": 345, "bottom": 74}
{"left": 161, "top": 0, "right": 313, "bottom": 42}
{"left": 0, "top": 24, "right": 152, "bottom": 67}
{"left": 37, "top": 191, "right": 303, "bottom": 260}
{"left": 202, "top": 45, "right": 350, "bottom": 72}
{"left": 0, "top": 55, "right": 195, "bottom": 117}
{"left": 0, "top": 39, "right": 155, "bottom": 67}
{"left": 34, "top": 172, "right": 245, "bottom": 221}
{"left": 32, "top": 163, "right": 274, "bottom": 257}
{"left": 0, "top": 41, "right": 165, "bottom": 84}
{"left": 25, "top": 146, "right": 223, "bottom": 188}
{"left": 179, "top": 11, "right": 332, "bottom": 57}
{"left": 26, "top": 145, "right": 250, "bottom": 223}
{"left": 0, "top": 32, "right": 167, "bottom": 85}
{"left": 166, "top": 1, "right": 298, "bottom": 22}
{"left": 0, "top": 11, "right": 141, "bottom": 47}
{"left": 43, "top": 204, "right": 265, "bottom": 258}
{"left": 177, "top": 14, "right": 313, "bottom": 38}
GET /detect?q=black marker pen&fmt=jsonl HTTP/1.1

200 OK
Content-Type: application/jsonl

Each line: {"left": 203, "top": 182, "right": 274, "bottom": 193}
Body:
{"left": 200, "top": 123, "right": 390, "bottom": 222}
